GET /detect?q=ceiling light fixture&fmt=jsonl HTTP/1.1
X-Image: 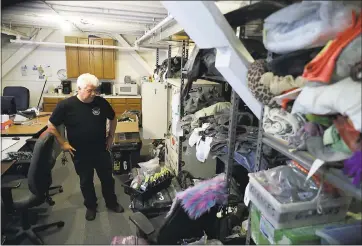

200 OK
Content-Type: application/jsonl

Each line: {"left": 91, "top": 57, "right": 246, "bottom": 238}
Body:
{"left": 59, "top": 20, "right": 72, "bottom": 32}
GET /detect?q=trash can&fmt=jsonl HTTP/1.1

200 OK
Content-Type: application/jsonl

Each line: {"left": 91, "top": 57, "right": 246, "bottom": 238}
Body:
{"left": 111, "top": 132, "right": 142, "bottom": 175}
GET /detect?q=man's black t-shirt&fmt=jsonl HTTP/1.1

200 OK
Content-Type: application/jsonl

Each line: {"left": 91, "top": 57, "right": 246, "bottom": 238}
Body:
{"left": 49, "top": 96, "right": 115, "bottom": 156}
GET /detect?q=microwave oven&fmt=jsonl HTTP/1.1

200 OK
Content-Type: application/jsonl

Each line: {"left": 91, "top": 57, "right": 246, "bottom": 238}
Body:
{"left": 117, "top": 84, "right": 138, "bottom": 95}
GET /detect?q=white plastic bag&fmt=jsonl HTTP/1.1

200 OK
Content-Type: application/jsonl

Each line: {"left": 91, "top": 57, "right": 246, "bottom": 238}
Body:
{"left": 263, "top": 1, "right": 354, "bottom": 54}
{"left": 138, "top": 157, "right": 160, "bottom": 175}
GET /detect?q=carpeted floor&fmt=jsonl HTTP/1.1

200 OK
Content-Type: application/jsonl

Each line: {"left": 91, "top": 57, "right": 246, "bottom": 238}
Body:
{"left": 7, "top": 154, "right": 137, "bottom": 245}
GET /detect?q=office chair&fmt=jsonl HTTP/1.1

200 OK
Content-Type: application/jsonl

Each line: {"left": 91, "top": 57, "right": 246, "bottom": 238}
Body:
{"left": 1, "top": 96, "right": 17, "bottom": 115}
{"left": 1, "top": 130, "right": 65, "bottom": 245}
{"left": 6, "top": 125, "right": 65, "bottom": 198}
{"left": 129, "top": 202, "right": 218, "bottom": 244}
{"left": 3, "top": 86, "right": 30, "bottom": 111}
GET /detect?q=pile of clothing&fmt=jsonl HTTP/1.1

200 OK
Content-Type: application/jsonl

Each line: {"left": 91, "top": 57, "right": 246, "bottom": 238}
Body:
{"left": 150, "top": 139, "right": 165, "bottom": 163}
{"left": 247, "top": 1, "right": 362, "bottom": 186}
{"left": 153, "top": 56, "right": 185, "bottom": 82}
{"left": 181, "top": 101, "right": 266, "bottom": 171}
{"left": 183, "top": 86, "right": 225, "bottom": 116}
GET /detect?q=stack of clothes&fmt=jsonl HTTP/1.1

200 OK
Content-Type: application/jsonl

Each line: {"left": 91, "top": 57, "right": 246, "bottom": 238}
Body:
{"left": 247, "top": 1, "right": 362, "bottom": 186}
{"left": 181, "top": 100, "right": 269, "bottom": 171}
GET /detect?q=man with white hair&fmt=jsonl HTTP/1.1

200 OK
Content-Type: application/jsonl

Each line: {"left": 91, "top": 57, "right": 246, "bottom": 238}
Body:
{"left": 48, "top": 73, "right": 124, "bottom": 221}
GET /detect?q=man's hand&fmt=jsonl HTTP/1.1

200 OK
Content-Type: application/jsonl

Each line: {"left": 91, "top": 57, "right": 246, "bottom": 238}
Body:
{"left": 61, "top": 142, "right": 76, "bottom": 157}
{"left": 106, "top": 135, "right": 114, "bottom": 151}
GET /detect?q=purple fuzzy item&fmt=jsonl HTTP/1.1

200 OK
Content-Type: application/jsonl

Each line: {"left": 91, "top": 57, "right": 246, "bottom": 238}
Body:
{"left": 344, "top": 150, "right": 362, "bottom": 186}
{"left": 167, "top": 174, "right": 227, "bottom": 220}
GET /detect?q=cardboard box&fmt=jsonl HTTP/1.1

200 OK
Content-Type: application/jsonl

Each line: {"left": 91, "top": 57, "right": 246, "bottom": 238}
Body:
{"left": 116, "top": 114, "right": 139, "bottom": 133}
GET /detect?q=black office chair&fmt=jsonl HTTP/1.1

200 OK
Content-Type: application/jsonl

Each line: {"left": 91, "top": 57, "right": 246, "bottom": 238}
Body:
{"left": 129, "top": 202, "right": 219, "bottom": 245}
{"left": 5, "top": 125, "right": 65, "bottom": 199}
{"left": 1, "top": 130, "right": 65, "bottom": 245}
{"left": 1, "top": 96, "right": 17, "bottom": 115}
{"left": 3, "top": 86, "right": 30, "bottom": 111}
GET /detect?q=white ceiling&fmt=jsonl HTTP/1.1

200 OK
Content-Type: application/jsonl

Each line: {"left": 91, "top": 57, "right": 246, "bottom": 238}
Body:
{"left": 2, "top": 1, "right": 248, "bottom": 39}
{"left": 2, "top": 1, "right": 168, "bottom": 36}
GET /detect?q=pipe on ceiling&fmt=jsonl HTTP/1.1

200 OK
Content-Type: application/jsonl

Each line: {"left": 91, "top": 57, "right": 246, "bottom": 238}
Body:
{"left": 1, "top": 27, "right": 30, "bottom": 39}
{"left": 10, "top": 39, "right": 158, "bottom": 51}
{"left": 134, "top": 15, "right": 174, "bottom": 47}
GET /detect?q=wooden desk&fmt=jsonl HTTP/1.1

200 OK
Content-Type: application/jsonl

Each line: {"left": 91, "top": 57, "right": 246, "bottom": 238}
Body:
{"left": 1, "top": 161, "right": 16, "bottom": 175}
{"left": 1, "top": 112, "right": 51, "bottom": 137}
{"left": 1, "top": 136, "right": 32, "bottom": 175}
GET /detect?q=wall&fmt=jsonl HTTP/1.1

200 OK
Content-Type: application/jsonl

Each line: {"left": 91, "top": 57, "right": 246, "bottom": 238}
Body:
{"left": 1, "top": 30, "right": 172, "bottom": 107}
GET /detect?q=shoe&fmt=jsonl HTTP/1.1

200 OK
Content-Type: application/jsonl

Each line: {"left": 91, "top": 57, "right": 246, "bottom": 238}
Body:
{"left": 85, "top": 208, "right": 96, "bottom": 221}
{"left": 107, "top": 204, "right": 124, "bottom": 213}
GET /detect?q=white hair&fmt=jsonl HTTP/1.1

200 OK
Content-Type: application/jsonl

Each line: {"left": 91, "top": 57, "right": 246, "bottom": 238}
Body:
{"left": 77, "top": 73, "right": 99, "bottom": 89}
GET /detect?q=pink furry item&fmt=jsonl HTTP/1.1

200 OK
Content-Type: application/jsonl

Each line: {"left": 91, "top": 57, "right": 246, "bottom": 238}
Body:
{"left": 167, "top": 173, "right": 227, "bottom": 220}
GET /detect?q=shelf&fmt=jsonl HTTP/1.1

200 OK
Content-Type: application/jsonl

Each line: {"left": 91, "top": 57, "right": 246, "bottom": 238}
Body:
{"left": 166, "top": 78, "right": 220, "bottom": 87}
{"left": 325, "top": 168, "right": 362, "bottom": 201}
{"left": 262, "top": 133, "right": 362, "bottom": 201}
{"left": 262, "top": 133, "right": 315, "bottom": 169}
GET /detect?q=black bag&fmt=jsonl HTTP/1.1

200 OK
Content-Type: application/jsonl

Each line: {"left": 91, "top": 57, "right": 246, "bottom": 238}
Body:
{"left": 130, "top": 178, "right": 182, "bottom": 218}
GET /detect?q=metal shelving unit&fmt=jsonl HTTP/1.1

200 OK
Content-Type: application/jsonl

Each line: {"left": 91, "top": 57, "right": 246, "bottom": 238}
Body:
{"left": 245, "top": 109, "right": 362, "bottom": 245}
{"left": 177, "top": 40, "right": 187, "bottom": 174}
{"left": 159, "top": 2, "right": 361, "bottom": 245}
{"left": 262, "top": 133, "right": 362, "bottom": 201}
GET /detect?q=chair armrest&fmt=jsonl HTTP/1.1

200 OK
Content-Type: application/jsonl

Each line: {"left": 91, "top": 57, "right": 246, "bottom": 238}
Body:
{"left": 26, "top": 138, "right": 37, "bottom": 143}
{"left": 129, "top": 212, "right": 155, "bottom": 235}
{"left": 1, "top": 181, "right": 21, "bottom": 189}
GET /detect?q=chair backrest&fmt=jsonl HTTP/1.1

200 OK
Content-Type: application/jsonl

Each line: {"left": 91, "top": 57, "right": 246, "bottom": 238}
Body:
{"left": 3, "top": 86, "right": 30, "bottom": 111}
{"left": 157, "top": 202, "right": 218, "bottom": 244}
{"left": 27, "top": 130, "right": 57, "bottom": 197}
{"left": 1, "top": 96, "right": 17, "bottom": 114}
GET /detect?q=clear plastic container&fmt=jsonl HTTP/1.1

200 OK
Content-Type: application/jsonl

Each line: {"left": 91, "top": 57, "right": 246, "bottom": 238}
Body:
{"left": 248, "top": 168, "right": 351, "bottom": 229}
{"left": 315, "top": 222, "right": 362, "bottom": 245}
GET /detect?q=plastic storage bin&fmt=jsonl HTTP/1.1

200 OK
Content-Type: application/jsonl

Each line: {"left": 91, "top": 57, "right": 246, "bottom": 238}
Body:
{"left": 122, "top": 175, "right": 173, "bottom": 202}
{"left": 250, "top": 205, "right": 324, "bottom": 245}
{"left": 248, "top": 172, "right": 351, "bottom": 229}
{"left": 315, "top": 222, "right": 362, "bottom": 245}
{"left": 129, "top": 177, "right": 182, "bottom": 218}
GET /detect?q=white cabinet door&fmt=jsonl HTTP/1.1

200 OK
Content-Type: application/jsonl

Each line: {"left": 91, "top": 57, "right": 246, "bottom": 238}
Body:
{"left": 141, "top": 82, "right": 168, "bottom": 139}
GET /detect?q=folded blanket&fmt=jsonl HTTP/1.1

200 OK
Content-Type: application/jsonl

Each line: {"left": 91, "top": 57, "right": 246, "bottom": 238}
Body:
{"left": 292, "top": 77, "right": 362, "bottom": 131}
{"left": 260, "top": 72, "right": 307, "bottom": 95}
{"left": 332, "top": 35, "right": 362, "bottom": 83}
{"left": 289, "top": 122, "right": 325, "bottom": 151}
{"left": 263, "top": 106, "right": 305, "bottom": 142}
{"left": 263, "top": 1, "right": 354, "bottom": 54}
{"left": 247, "top": 59, "right": 276, "bottom": 105}
{"left": 303, "top": 11, "right": 362, "bottom": 83}
{"left": 334, "top": 115, "right": 362, "bottom": 152}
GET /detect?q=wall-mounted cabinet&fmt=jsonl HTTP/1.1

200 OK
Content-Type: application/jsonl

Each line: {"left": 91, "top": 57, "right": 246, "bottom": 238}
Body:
{"left": 65, "top": 37, "right": 116, "bottom": 79}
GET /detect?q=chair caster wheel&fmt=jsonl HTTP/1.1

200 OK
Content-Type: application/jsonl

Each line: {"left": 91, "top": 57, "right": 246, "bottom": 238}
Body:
{"left": 57, "top": 222, "right": 65, "bottom": 228}
{"left": 46, "top": 197, "right": 55, "bottom": 206}
{"left": 59, "top": 187, "right": 63, "bottom": 193}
